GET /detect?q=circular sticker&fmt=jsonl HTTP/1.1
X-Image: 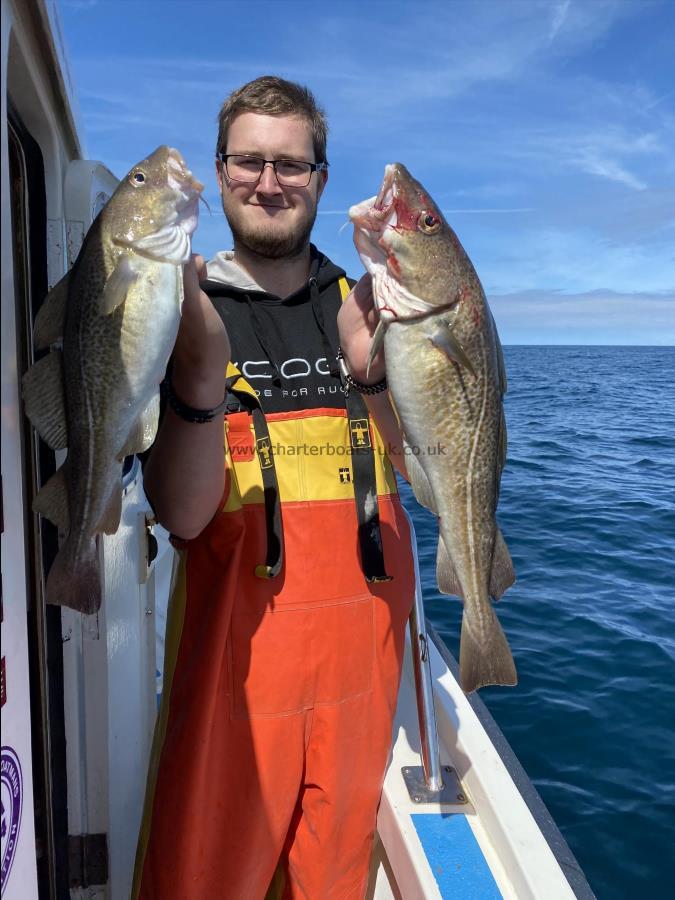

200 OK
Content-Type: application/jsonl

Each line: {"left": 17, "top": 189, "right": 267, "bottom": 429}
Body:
{"left": 1, "top": 747, "right": 23, "bottom": 897}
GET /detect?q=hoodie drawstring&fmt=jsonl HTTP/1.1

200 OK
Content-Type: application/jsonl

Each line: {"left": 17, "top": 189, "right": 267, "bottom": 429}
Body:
{"left": 243, "top": 292, "right": 282, "bottom": 387}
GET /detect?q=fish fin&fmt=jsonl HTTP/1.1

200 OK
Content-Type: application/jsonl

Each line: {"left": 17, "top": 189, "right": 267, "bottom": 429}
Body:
{"left": 403, "top": 439, "right": 437, "bottom": 512}
{"left": 429, "top": 323, "right": 476, "bottom": 378}
{"left": 497, "top": 407, "right": 507, "bottom": 477}
{"left": 365, "top": 319, "right": 386, "bottom": 380}
{"left": 34, "top": 272, "right": 70, "bottom": 349}
{"left": 459, "top": 604, "right": 517, "bottom": 693}
{"left": 99, "top": 255, "right": 139, "bottom": 315}
{"left": 436, "top": 536, "right": 463, "bottom": 597}
{"left": 118, "top": 392, "right": 160, "bottom": 458}
{"left": 33, "top": 465, "right": 70, "bottom": 532}
{"left": 97, "top": 484, "right": 122, "bottom": 535}
{"left": 490, "top": 528, "right": 516, "bottom": 599}
{"left": 117, "top": 224, "right": 191, "bottom": 265}
{"left": 45, "top": 535, "right": 101, "bottom": 614}
{"left": 22, "top": 351, "right": 68, "bottom": 450}
{"left": 491, "top": 310, "right": 507, "bottom": 395}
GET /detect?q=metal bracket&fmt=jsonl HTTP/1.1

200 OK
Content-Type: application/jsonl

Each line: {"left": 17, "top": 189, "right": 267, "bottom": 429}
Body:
{"left": 68, "top": 833, "right": 108, "bottom": 887}
{"left": 402, "top": 765, "right": 468, "bottom": 805}
{"left": 138, "top": 512, "right": 159, "bottom": 584}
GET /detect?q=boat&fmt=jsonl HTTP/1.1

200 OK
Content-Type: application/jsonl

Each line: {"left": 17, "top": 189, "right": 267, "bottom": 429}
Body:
{"left": 0, "top": 1, "right": 595, "bottom": 896}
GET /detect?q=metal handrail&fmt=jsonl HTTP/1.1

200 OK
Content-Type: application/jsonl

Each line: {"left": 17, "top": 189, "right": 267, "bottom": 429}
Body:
{"left": 403, "top": 508, "right": 444, "bottom": 793}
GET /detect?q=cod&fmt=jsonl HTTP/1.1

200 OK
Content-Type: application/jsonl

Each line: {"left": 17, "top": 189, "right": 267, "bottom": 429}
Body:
{"left": 350, "top": 163, "right": 517, "bottom": 693}
{"left": 22, "top": 146, "right": 203, "bottom": 614}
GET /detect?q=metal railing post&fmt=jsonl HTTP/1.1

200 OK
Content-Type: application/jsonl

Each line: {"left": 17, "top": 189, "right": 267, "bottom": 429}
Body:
{"left": 403, "top": 509, "right": 444, "bottom": 793}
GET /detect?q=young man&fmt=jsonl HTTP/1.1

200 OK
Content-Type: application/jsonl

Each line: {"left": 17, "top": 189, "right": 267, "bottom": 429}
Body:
{"left": 134, "top": 77, "right": 414, "bottom": 899}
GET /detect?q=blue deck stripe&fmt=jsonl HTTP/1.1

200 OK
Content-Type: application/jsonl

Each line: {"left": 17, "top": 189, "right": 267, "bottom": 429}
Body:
{"left": 411, "top": 814, "right": 502, "bottom": 898}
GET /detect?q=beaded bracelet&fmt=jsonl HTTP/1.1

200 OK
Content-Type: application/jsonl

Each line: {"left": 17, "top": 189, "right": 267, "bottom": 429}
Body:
{"left": 336, "top": 347, "right": 388, "bottom": 396}
{"left": 161, "top": 375, "right": 229, "bottom": 424}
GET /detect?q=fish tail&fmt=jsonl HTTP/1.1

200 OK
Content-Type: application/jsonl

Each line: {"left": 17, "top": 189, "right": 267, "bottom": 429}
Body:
{"left": 459, "top": 603, "right": 517, "bottom": 693}
{"left": 45, "top": 536, "right": 102, "bottom": 614}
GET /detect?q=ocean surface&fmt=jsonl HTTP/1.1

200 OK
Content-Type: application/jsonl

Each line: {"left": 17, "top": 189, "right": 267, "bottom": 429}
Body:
{"left": 399, "top": 346, "right": 675, "bottom": 900}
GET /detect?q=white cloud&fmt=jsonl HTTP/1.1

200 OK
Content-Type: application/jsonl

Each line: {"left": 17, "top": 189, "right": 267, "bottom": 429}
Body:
{"left": 574, "top": 154, "right": 646, "bottom": 191}
{"left": 548, "top": 0, "right": 571, "bottom": 44}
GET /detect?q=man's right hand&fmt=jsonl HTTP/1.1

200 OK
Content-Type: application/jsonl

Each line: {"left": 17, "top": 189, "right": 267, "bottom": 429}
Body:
{"left": 143, "top": 254, "right": 231, "bottom": 540}
{"left": 172, "top": 254, "right": 231, "bottom": 407}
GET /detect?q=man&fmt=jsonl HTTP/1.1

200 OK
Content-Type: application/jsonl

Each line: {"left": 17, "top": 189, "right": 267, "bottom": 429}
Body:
{"left": 133, "top": 76, "right": 414, "bottom": 899}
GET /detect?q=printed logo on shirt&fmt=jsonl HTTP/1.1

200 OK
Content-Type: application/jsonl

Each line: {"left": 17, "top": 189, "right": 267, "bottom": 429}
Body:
{"left": 234, "top": 356, "right": 346, "bottom": 408}
{"left": 238, "top": 358, "right": 331, "bottom": 381}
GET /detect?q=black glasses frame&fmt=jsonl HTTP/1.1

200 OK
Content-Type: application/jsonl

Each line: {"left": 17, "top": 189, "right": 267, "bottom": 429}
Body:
{"left": 216, "top": 153, "right": 329, "bottom": 186}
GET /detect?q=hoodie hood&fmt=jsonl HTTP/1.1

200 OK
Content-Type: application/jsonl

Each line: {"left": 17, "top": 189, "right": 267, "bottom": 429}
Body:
{"left": 202, "top": 245, "right": 346, "bottom": 303}
{"left": 206, "top": 250, "right": 263, "bottom": 291}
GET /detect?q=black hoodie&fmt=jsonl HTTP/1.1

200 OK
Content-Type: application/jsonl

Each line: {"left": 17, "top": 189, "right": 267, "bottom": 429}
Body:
{"left": 200, "top": 246, "right": 352, "bottom": 415}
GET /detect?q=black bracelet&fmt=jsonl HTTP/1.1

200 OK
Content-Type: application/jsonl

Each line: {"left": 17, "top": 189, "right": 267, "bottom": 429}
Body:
{"left": 161, "top": 375, "right": 228, "bottom": 424}
{"left": 336, "top": 347, "right": 388, "bottom": 396}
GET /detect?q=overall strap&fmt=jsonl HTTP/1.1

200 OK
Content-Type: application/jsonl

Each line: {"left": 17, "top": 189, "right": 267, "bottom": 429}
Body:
{"left": 225, "top": 363, "right": 283, "bottom": 579}
{"left": 338, "top": 277, "right": 391, "bottom": 583}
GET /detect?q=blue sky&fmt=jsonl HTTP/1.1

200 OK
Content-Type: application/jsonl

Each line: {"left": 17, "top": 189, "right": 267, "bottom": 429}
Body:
{"left": 58, "top": 0, "right": 674, "bottom": 344}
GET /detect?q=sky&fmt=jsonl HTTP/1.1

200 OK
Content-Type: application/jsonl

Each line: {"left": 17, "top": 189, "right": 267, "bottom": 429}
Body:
{"left": 57, "top": 0, "right": 675, "bottom": 344}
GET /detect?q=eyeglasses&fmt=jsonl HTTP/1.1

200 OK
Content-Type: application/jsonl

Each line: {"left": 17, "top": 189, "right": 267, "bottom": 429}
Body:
{"left": 217, "top": 153, "right": 328, "bottom": 188}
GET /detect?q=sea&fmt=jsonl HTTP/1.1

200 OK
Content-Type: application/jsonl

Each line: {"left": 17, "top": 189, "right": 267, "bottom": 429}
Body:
{"left": 399, "top": 345, "right": 675, "bottom": 900}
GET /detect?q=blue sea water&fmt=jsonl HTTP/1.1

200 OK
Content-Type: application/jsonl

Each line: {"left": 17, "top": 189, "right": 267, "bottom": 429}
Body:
{"left": 399, "top": 346, "right": 675, "bottom": 900}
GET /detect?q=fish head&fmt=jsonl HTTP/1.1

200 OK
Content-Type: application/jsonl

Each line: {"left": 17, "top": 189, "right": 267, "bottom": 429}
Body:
{"left": 105, "top": 146, "right": 205, "bottom": 264}
{"left": 350, "top": 163, "right": 473, "bottom": 321}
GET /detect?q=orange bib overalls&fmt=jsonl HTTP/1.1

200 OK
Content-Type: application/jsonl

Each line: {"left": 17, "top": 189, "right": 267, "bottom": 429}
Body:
{"left": 134, "top": 282, "right": 414, "bottom": 899}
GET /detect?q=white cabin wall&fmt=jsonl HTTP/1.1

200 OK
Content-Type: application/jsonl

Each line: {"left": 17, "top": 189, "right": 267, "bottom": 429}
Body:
{"left": 1, "top": 3, "right": 40, "bottom": 898}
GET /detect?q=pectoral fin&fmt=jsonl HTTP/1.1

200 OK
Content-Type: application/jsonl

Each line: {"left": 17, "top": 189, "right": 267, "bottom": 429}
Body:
{"left": 100, "top": 255, "right": 140, "bottom": 315}
{"left": 429, "top": 323, "right": 476, "bottom": 378}
{"left": 34, "top": 272, "right": 70, "bottom": 349}
{"left": 365, "top": 319, "right": 386, "bottom": 380}
{"left": 22, "top": 351, "right": 68, "bottom": 450}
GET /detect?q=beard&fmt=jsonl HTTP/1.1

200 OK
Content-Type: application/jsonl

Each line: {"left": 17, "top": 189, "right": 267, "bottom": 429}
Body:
{"left": 224, "top": 202, "right": 318, "bottom": 261}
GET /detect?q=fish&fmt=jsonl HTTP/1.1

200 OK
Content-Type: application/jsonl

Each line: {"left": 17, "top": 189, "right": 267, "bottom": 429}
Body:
{"left": 349, "top": 163, "right": 517, "bottom": 693}
{"left": 22, "top": 145, "right": 203, "bottom": 614}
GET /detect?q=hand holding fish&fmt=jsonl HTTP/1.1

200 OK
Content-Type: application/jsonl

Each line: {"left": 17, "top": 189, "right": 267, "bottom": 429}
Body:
{"left": 336, "top": 273, "right": 386, "bottom": 384}
{"left": 172, "top": 254, "right": 231, "bottom": 408}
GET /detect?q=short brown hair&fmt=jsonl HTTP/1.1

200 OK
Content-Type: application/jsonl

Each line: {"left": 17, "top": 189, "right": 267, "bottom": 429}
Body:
{"left": 216, "top": 75, "right": 328, "bottom": 163}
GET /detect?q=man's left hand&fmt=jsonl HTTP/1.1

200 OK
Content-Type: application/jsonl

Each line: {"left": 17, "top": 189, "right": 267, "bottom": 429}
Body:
{"left": 336, "top": 274, "right": 385, "bottom": 384}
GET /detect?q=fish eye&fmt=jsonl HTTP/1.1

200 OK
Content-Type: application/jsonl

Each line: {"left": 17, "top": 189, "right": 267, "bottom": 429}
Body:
{"left": 130, "top": 170, "right": 146, "bottom": 186}
{"left": 418, "top": 211, "right": 441, "bottom": 234}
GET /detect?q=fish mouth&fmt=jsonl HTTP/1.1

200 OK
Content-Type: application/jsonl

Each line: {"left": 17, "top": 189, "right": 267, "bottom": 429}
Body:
{"left": 166, "top": 147, "right": 204, "bottom": 236}
{"left": 373, "top": 164, "right": 397, "bottom": 216}
{"left": 167, "top": 147, "right": 204, "bottom": 201}
{"left": 348, "top": 165, "right": 397, "bottom": 233}
{"left": 348, "top": 164, "right": 403, "bottom": 280}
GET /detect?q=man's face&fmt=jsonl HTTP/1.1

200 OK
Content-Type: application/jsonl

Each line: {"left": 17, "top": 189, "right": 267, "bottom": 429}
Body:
{"left": 217, "top": 112, "right": 327, "bottom": 260}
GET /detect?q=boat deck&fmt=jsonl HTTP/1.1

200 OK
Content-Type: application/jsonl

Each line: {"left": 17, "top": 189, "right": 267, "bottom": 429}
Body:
{"left": 368, "top": 625, "right": 594, "bottom": 899}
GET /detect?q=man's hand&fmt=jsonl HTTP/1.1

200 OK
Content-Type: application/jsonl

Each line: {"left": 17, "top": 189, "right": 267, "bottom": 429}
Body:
{"left": 336, "top": 274, "right": 385, "bottom": 384}
{"left": 173, "top": 254, "right": 231, "bottom": 406}
{"left": 143, "top": 254, "right": 231, "bottom": 539}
